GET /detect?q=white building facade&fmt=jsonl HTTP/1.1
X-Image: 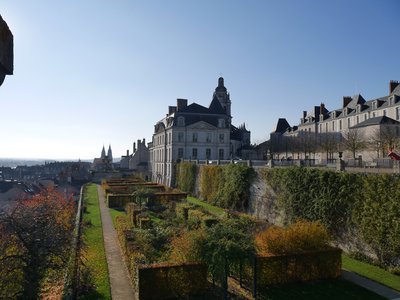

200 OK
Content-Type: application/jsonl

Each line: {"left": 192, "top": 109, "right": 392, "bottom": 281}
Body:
{"left": 149, "top": 77, "right": 250, "bottom": 186}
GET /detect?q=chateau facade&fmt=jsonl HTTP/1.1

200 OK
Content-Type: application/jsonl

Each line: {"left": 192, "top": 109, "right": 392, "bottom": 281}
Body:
{"left": 149, "top": 77, "right": 250, "bottom": 186}
{"left": 271, "top": 80, "right": 400, "bottom": 162}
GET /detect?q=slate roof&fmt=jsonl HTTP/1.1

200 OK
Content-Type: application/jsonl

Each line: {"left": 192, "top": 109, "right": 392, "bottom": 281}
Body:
{"left": 351, "top": 116, "right": 400, "bottom": 129}
{"left": 273, "top": 118, "right": 291, "bottom": 133}
{"left": 209, "top": 96, "right": 226, "bottom": 114}
{"left": 179, "top": 103, "right": 211, "bottom": 114}
{"left": 392, "top": 84, "right": 400, "bottom": 95}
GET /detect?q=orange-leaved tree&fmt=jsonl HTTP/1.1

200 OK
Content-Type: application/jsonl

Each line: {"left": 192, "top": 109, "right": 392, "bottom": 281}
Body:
{"left": 255, "top": 220, "right": 331, "bottom": 255}
{"left": 0, "top": 187, "right": 75, "bottom": 298}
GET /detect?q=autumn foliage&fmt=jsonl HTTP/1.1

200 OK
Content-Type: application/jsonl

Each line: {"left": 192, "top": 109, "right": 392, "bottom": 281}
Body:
{"left": 255, "top": 220, "right": 331, "bottom": 255}
{"left": 0, "top": 187, "right": 75, "bottom": 299}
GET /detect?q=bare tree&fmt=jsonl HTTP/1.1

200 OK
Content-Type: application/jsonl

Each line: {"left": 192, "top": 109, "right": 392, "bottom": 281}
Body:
{"left": 342, "top": 129, "right": 367, "bottom": 159}
{"left": 318, "top": 133, "right": 341, "bottom": 162}
{"left": 369, "top": 125, "right": 400, "bottom": 158}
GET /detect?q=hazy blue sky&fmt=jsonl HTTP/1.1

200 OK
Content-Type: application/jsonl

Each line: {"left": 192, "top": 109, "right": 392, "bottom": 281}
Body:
{"left": 1, "top": 0, "right": 399, "bottom": 159}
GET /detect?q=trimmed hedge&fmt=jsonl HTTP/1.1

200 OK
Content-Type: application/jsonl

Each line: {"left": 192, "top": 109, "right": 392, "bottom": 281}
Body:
{"left": 255, "top": 248, "right": 342, "bottom": 285}
{"left": 137, "top": 263, "right": 208, "bottom": 300}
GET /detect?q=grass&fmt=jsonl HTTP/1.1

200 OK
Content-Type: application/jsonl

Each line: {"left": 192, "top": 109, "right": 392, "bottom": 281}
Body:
{"left": 342, "top": 254, "right": 400, "bottom": 292}
{"left": 186, "top": 196, "right": 225, "bottom": 217}
{"left": 80, "top": 184, "right": 111, "bottom": 299}
{"left": 255, "top": 279, "right": 386, "bottom": 300}
{"left": 109, "top": 207, "right": 126, "bottom": 228}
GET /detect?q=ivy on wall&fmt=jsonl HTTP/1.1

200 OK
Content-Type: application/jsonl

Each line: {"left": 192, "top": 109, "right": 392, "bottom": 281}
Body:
{"left": 262, "top": 167, "right": 400, "bottom": 268}
{"left": 197, "top": 164, "right": 255, "bottom": 210}
{"left": 176, "top": 162, "right": 197, "bottom": 194}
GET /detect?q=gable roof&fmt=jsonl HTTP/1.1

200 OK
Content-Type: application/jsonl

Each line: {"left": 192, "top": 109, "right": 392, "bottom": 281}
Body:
{"left": 179, "top": 103, "right": 211, "bottom": 114}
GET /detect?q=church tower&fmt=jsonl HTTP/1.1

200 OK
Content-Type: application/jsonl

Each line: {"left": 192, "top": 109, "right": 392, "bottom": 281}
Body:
{"left": 107, "top": 144, "right": 113, "bottom": 162}
{"left": 213, "top": 77, "right": 231, "bottom": 117}
{"left": 101, "top": 145, "right": 106, "bottom": 159}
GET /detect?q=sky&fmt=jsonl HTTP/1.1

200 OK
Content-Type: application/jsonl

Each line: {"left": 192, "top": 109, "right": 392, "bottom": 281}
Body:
{"left": 0, "top": 0, "right": 399, "bottom": 160}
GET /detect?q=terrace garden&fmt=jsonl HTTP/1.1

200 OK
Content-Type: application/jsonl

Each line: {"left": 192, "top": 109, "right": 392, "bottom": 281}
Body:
{"left": 101, "top": 177, "right": 386, "bottom": 300}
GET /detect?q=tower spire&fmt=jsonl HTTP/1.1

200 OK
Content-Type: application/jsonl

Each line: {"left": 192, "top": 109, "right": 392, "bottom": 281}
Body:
{"left": 213, "top": 76, "right": 231, "bottom": 117}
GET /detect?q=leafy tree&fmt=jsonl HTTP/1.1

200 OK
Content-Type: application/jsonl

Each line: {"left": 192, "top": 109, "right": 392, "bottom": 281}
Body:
{"left": 169, "top": 229, "right": 206, "bottom": 264}
{"left": 200, "top": 218, "right": 255, "bottom": 289}
{"left": 0, "top": 188, "right": 75, "bottom": 298}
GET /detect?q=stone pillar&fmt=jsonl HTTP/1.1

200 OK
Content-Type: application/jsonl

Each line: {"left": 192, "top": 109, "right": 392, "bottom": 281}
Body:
{"left": 336, "top": 159, "right": 345, "bottom": 172}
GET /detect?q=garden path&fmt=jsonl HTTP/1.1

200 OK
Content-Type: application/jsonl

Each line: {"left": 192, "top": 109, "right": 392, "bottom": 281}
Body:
{"left": 98, "top": 185, "right": 136, "bottom": 300}
{"left": 342, "top": 270, "right": 400, "bottom": 300}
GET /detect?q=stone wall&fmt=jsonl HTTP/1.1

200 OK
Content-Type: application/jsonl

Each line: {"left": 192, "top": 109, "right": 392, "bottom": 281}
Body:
{"left": 0, "top": 15, "right": 13, "bottom": 86}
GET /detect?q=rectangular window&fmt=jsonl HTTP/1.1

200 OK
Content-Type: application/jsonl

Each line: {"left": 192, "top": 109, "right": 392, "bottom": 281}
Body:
{"left": 192, "top": 148, "right": 198, "bottom": 159}
{"left": 339, "top": 120, "right": 342, "bottom": 130}
{"left": 178, "top": 148, "right": 183, "bottom": 159}
{"left": 356, "top": 116, "right": 359, "bottom": 124}
{"left": 206, "top": 148, "right": 211, "bottom": 159}
{"left": 178, "top": 132, "right": 184, "bottom": 142}
{"left": 192, "top": 133, "right": 198, "bottom": 142}
{"left": 218, "top": 149, "right": 224, "bottom": 160}
{"left": 364, "top": 114, "right": 367, "bottom": 121}
{"left": 332, "top": 121, "right": 335, "bottom": 131}
{"left": 397, "top": 108, "right": 400, "bottom": 120}
{"left": 219, "top": 133, "right": 225, "bottom": 143}
{"left": 383, "top": 110, "right": 387, "bottom": 116}
{"left": 373, "top": 112, "right": 376, "bottom": 118}
{"left": 347, "top": 118, "right": 350, "bottom": 128}
{"left": 206, "top": 133, "right": 212, "bottom": 143}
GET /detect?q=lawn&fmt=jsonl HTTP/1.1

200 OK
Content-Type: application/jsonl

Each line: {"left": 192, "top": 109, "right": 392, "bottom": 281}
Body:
{"left": 342, "top": 254, "right": 400, "bottom": 292}
{"left": 109, "top": 207, "right": 126, "bottom": 228}
{"left": 186, "top": 196, "right": 226, "bottom": 217}
{"left": 80, "top": 184, "right": 111, "bottom": 299}
{"left": 256, "top": 279, "right": 386, "bottom": 300}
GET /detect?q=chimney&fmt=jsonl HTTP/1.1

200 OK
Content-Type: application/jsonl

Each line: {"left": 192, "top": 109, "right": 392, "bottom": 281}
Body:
{"left": 343, "top": 96, "right": 352, "bottom": 108}
{"left": 177, "top": 98, "right": 188, "bottom": 111}
{"left": 168, "top": 106, "right": 177, "bottom": 115}
{"left": 137, "top": 139, "right": 141, "bottom": 147}
{"left": 126, "top": 149, "right": 129, "bottom": 156}
{"left": 142, "top": 138, "right": 145, "bottom": 145}
{"left": 320, "top": 103, "right": 325, "bottom": 113}
{"left": 303, "top": 111, "right": 307, "bottom": 119}
{"left": 390, "top": 80, "right": 400, "bottom": 94}
{"left": 133, "top": 142, "right": 136, "bottom": 152}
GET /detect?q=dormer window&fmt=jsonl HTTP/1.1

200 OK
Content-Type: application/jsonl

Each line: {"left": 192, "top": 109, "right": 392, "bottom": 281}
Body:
{"left": 332, "top": 111, "right": 336, "bottom": 119}
{"left": 389, "top": 95, "right": 395, "bottom": 105}
{"left": 218, "top": 119, "right": 225, "bottom": 128}
{"left": 356, "top": 104, "right": 361, "bottom": 113}
{"left": 372, "top": 101, "right": 377, "bottom": 110}
{"left": 177, "top": 116, "right": 185, "bottom": 126}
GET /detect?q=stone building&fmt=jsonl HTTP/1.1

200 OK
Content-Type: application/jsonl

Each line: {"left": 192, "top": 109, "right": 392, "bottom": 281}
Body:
{"left": 92, "top": 145, "right": 113, "bottom": 171}
{"left": 149, "top": 77, "right": 251, "bottom": 186}
{"left": 271, "top": 80, "right": 400, "bottom": 162}
{"left": 120, "top": 139, "right": 150, "bottom": 176}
